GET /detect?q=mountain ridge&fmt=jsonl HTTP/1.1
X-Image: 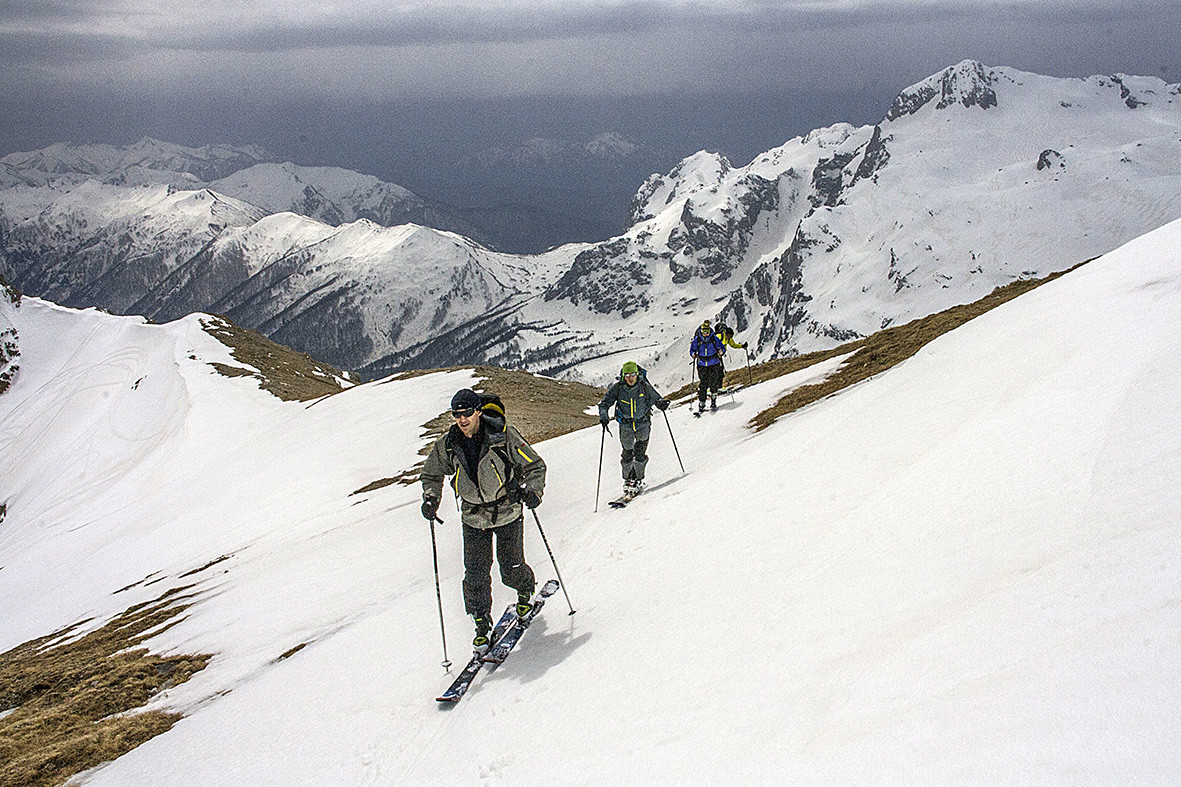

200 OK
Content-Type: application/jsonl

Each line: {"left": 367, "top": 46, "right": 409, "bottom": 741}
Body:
{"left": 2, "top": 61, "right": 1179, "bottom": 388}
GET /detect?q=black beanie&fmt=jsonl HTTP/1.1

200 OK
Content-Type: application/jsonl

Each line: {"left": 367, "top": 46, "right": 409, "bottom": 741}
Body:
{"left": 451, "top": 388, "right": 482, "bottom": 411}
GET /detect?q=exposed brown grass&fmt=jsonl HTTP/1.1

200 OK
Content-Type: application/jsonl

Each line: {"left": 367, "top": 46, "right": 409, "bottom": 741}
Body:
{"left": 666, "top": 341, "right": 868, "bottom": 403}
{"left": 749, "top": 263, "right": 1088, "bottom": 431}
{"left": 201, "top": 316, "right": 348, "bottom": 402}
{"left": 0, "top": 588, "right": 210, "bottom": 787}
{"left": 352, "top": 365, "right": 605, "bottom": 493}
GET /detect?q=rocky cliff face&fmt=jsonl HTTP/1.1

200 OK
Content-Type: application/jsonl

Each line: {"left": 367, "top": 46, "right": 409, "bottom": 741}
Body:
{"left": 0, "top": 272, "right": 21, "bottom": 394}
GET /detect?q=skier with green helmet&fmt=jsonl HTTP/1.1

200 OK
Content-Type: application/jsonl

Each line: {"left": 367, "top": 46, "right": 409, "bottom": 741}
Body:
{"left": 598, "top": 361, "right": 669, "bottom": 500}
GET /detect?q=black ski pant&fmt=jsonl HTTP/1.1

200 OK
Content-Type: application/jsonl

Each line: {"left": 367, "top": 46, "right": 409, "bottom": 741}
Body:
{"left": 697, "top": 363, "right": 724, "bottom": 401}
{"left": 462, "top": 517, "right": 535, "bottom": 620}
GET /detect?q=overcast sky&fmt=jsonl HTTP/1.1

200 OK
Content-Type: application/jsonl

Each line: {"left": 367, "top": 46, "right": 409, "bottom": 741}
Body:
{"left": 2, "top": 0, "right": 1178, "bottom": 196}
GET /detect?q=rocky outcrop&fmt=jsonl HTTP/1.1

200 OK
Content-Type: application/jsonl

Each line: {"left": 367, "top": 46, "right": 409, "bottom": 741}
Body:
{"left": 886, "top": 60, "right": 999, "bottom": 120}
{"left": 0, "top": 272, "right": 19, "bottom": 395}
{"left": 667, "top": 174, "right": 780, "bottom": 285}
{"left": 543, "top": 238, "right": 651, "bottom": 318}
{"left": 1037, "top": 149, "right": 1065, "bottom": 170}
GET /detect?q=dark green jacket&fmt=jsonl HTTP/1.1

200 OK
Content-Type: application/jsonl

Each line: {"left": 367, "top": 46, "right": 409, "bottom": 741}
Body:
{"left": 421, "top": 413, "right": 545, "bottom": 529}
{"left": 598, "top": 368, "right": 664, "bottom": 423}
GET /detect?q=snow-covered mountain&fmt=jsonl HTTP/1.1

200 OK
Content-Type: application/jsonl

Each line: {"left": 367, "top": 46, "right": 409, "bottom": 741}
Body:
{"left": 206, "top": 163, "right": 492, "bottom": 244}
{"left": 1, "top": 216, "right": 1178, "bottom": 781}
{"left": 0, "top": 153, "right": 579, "bottom": 373}
{"left": 0, "top": 182, "right": 269, "bottom": 313}
{"left": 0, "top": 138, "right": 272, "bottom": 188}
{"left": 0, "top": 137, "right": 493, "bottom": 244}
{"left": 536, "top": 60, "right": 1181, "bottom": 386}
{"left": 3, "top": 62, "right": 1180, "bottom": 387}
{"left": 466, "top": 131, "right": 653, "bottom": 168}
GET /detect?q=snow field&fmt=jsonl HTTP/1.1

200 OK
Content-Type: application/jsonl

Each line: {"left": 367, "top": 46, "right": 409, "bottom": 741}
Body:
{"left": 1, "top": 217, "right": 1180, "bottom": 781}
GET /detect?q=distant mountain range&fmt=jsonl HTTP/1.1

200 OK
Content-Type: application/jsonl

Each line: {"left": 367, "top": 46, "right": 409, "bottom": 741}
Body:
{"left": 0, "top": 133, "right": 668, "bottom": 254}
{"left": 2, "top": 61, "right": 1179, "bottom": 387}
{"left": 0, "top": 139, "right": 497, "bottom": 247}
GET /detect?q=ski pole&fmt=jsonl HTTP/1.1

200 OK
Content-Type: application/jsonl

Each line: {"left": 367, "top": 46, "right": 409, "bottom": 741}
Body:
{"left": 429, "top": 515, "right": 452, "bottom": 670}
{"left": 594, "top": 424, "right": 607, "bottom": 513}
{"left": 745, "top": 347, "right": 753, "bottom": 387}
{"left": 662, "top": 409, "right": 686, "bottom": 474}
{"left": 530, "top": 509, "right": 576, "bottom": 615}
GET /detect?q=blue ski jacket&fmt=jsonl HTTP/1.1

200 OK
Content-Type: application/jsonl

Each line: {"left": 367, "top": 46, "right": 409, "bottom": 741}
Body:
{"left": 690, "top": 330, "right": 726, "bottom": 367}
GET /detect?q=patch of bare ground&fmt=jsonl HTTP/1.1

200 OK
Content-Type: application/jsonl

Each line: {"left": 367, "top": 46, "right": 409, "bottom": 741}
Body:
{"left": 0, "top": 587, "right": 210, "bottom": 787}
{"left": 748, "top": 263, "right": 1088, "bottom": 431}
{"left": 353, "top": 365, "right": 605, "bottom": 493}
{"left": 200, "top": 316, "right": 349, "bottom": 402}
{"left": 666, "top": 341, "right": 868, "bottom": 404}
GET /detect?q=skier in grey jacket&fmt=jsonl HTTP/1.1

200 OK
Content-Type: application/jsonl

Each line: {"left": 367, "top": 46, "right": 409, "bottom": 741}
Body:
{"left": 598, "top": 361, "right": 669, "bottom": 499}
{"left": 421, "top": 388, "right": 546, "bottom": 653}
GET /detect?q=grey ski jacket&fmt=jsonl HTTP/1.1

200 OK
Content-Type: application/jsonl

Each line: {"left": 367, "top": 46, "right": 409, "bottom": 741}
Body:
{"left": 421, "top": 413, "right": 546, "bottom": 529}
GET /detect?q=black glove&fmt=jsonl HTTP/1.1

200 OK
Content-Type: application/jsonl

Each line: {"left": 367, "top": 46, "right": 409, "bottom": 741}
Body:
{"left": 599, "top": 415, "right": 610, "bottom": 428}
{"left": 421, "top": 498, "right": 439, "bottom": 521}
{"left": 740, "top": 342, "right": 748, "bottom": 349}
{"left": 521, "top": 489, "right": 542, "bottom": 509}
{"left": 655, "top": 398, "right": 669, "bottom": 411}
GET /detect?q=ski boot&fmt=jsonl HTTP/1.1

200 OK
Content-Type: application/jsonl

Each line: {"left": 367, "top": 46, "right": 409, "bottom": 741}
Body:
{"left": 710, "top": 393, "right": 717, "bottom": 412}
{"left": 472, "top": 614, "right": 492, "bottom": 655}
{"left": 516, "top": 589, "right": 534, "bottom": 619}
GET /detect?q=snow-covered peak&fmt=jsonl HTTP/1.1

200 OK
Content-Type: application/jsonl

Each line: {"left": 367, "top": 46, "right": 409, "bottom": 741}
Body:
{"left": 886, "top": 59, "right": 1004, "bottom": 120}
{"left": 626, "top": 150, "right": 733, "bottom": 226}
{"left": 470, "top": 131, "right": 653, "bottom": 168}
{"left": 885, "top": 61, "right": 1181, "bottom": 124}
{"left": 209, "top": 162, "right": 412, "bottom": 214}
{"left": 0, "top": 138, "right": 273, "bottom": 187}
{"left": 585, "top": 131, "right": 642, "bottom": 159}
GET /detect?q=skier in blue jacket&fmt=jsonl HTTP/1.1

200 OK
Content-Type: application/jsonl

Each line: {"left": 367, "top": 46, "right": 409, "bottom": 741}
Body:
{"left": 598, "top": 361, "right": 669, "bottom": 499}
{"left": 690, "top": 320, "right": 727, "bottom": 414}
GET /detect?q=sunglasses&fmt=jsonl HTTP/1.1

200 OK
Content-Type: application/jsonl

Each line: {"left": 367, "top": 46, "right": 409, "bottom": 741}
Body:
{"left": 452, "top": 408, "right": 477, "bottom": 418}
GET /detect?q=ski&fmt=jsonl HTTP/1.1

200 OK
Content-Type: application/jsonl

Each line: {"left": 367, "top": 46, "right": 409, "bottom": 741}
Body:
{"left": 436, "top": 606, "right": 517, "bottom": 703}
{"left": 607, "top": 485, "right": 643, "bottom": 508}
{"left": 481, "top": 579, "right": 560, "bottom": 665}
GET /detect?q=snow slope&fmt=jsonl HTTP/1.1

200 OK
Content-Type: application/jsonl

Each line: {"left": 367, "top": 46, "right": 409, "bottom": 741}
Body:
{"left": 2, "top": 218, "right": 1180, "bottom": 781}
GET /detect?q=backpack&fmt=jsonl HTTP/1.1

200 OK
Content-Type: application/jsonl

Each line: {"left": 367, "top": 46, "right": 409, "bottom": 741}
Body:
{"left": 477, "top": 391, "right": 506, "bottom": 420}
{"left": 479, "top": 392, "right": 533, "bottom": 502}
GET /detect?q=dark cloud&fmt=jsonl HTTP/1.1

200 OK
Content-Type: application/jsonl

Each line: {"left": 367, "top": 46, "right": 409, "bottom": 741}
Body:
{"left": 1, "top": 1, "right": 1178, "bottom": 100}
{"left": 1, "top": 0, "right": 1179, "bottom": 243}
{"left": 0, "top": 29, "right": 140, "bottom": 64}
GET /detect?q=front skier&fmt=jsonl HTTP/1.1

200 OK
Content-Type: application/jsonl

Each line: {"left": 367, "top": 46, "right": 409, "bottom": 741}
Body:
{"left": 598, "top": 361, "right": 669, "bottom": 501}
{"left": 420, "top": 388, "right": 546, "bottom": 654}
